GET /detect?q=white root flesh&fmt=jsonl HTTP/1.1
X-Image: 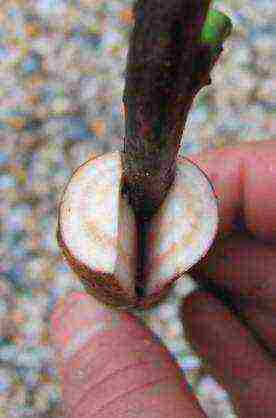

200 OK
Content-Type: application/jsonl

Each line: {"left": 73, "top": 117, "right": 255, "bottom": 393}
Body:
{"left": 58, "top": 151, "right": 218, "bottom": 308}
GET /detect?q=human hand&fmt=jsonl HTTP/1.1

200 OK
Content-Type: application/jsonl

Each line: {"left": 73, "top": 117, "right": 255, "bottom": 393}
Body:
{"left": 50, "top": 140, "right": 276, "bottom": 418}
{"left": 50, "top": 291, "right": 206, "bottom": 418}
{"left": 183, "top": 140, "right": 276, "bottom": 418}
{"left": 51, "top": 288, "right": 210, "bottom": 417}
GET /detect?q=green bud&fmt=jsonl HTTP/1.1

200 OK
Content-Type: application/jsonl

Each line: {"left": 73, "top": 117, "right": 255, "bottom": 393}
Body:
{"left": 200, "top": 9, "right": 233, "bottom": 48}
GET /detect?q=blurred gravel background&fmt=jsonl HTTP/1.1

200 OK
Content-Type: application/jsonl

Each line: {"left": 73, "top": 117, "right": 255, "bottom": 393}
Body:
{"left": 0, "top": 0, "right": 275, "bottom": 416}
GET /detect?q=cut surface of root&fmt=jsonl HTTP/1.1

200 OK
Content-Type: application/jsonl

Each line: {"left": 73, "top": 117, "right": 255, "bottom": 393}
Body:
{"left": 57, "top": 151, "right": 218, "bottom": 309}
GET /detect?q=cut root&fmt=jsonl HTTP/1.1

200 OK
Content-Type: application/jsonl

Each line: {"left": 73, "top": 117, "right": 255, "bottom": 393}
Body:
{"left": 57, "top": 151, "right": 218, "bottom": 309}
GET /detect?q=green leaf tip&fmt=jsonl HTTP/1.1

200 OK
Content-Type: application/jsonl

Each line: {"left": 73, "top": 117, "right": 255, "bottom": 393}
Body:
{"left": 200, "top": 9, "right": 233, "bottom": 48}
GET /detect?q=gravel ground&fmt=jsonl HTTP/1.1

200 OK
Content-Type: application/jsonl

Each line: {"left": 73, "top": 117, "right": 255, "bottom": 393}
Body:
{"left": 0, "top": 0, "right": 275, "bottom": 416}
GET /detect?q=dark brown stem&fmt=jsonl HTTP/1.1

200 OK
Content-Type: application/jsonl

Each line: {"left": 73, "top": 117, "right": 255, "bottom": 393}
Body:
{"left": 122, "top": 0, "right": 223, "bottom": 219}
{"left": 122, "top": 0, "right": 227, "bottom": 298}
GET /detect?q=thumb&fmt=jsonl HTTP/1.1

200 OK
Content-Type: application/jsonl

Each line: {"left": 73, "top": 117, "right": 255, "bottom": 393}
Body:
{"left": 50, "top": 292, "right": 205, "bottom": 418}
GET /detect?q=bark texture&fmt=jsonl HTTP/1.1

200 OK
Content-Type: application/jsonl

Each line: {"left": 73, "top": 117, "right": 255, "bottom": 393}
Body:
{"left": 123, "top": 0, "right": 222, "bottom": 219}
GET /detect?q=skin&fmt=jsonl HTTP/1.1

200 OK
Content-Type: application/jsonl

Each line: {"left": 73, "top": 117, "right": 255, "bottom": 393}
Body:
{"left": 51, "top": 140, "right": 276, "bottom": 418}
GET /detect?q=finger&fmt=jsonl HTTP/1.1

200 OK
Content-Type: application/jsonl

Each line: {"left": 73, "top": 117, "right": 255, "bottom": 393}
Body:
{"left": 237, "top": 300, "right": 276, "bottom": 356}
{"left": 50, "top": 292, "right": 206, "bottom": 418}
{"left": 182, "top": 291, "right": 276, "bottom": 418}
{"left": 189, "top": 140, "right": 276, "bottom": 242}
{"left": 189, "top": 230, "right": 276, "bottom": 354}
{"left": 190, "top": 232, "right": 276, "bottom": 311}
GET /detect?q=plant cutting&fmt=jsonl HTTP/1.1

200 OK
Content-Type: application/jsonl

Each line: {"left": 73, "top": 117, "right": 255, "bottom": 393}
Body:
{"left": 57, "top": 0, "right": 232, "bottom": 309}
